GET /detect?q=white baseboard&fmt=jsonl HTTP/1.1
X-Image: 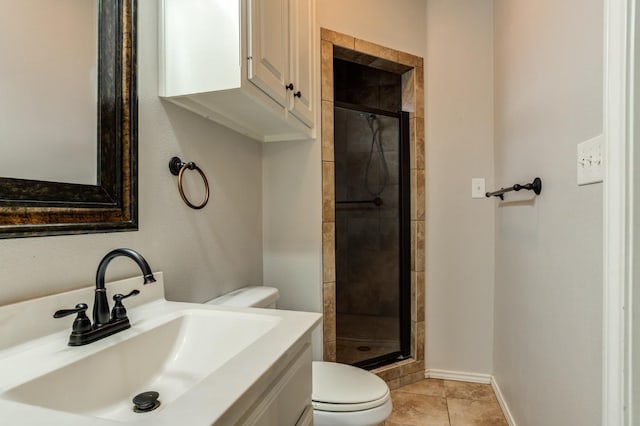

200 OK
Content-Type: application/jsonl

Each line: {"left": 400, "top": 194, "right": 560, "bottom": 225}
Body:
{"left": 424, "top": 369, "right": 516, "bottom": 426}
{"left": 491, "top": 377, "right": 517, "bottom": 426}
{"left": 425, "top": 368, "right": 492, "bottom": 384}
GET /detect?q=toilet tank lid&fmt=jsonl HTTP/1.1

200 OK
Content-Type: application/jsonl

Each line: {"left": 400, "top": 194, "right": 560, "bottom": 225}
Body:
{"left": 206, "top": 286, "right": 279, "bottom": 308}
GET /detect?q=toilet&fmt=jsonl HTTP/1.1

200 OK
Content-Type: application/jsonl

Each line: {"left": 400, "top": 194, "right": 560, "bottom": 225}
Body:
{"left": 206, "top": 286, "right": 392, "bottom": 426}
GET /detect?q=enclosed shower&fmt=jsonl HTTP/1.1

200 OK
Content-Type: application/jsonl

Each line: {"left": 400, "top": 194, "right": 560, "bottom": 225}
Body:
{"left": 334, "top": 59, "right": 411, "bottom": 369}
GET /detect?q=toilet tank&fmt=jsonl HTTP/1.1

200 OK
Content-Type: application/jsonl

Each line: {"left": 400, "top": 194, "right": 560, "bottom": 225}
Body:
{"left": 205, "top": 286, "right": 280, "bottom": 308}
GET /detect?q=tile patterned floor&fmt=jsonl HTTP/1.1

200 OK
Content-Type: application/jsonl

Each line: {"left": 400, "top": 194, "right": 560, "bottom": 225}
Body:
{"left": 383, "top": 379, "right": 508, "bottom": 426}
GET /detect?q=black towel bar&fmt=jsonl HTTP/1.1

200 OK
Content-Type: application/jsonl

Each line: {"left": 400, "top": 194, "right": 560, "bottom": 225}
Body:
{"left": 335, "top": 197, "right": 383, "bottom": 206}
{"left": 485, "top": 177, "right": 542, "bottom": 200}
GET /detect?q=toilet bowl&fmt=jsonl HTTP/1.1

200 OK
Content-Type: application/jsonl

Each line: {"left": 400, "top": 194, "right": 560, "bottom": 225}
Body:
{"left": 206, "top": 286, "right": 392, "bottom": 426}
{"left": 312, "top": 360, "right": 392, "bottom": 426}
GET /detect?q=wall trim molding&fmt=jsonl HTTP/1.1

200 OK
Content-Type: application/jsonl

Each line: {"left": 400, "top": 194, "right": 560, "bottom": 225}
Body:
{"left": 424, "top": 368, "right": 491, "bottom": 384}
{"left": 491, "top": 377, "right": 517, "bottom": 426}
{"left": 425, "top": 369, "right": 516, "bottom": 426}
{"left": 603, "top": 0, "right": 632, "bottom": 424}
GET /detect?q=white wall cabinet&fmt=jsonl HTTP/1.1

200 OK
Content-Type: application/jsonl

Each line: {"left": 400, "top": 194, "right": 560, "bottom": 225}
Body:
{"left": 287, "top": 0, "right": 314, "bottom": 127}
{"left": 159, "top": 0, "right": 316, "bottom": 142}
{"left": 247, "top": 0, "right": 289, "bottom": 109}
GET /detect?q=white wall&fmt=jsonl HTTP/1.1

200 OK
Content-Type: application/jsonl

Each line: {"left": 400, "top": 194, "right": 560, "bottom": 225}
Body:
{"left": 425, "top": 0, "right": 495, "bottom": 375}
{"left": 493, "top": 0, "right": 603, "bottom": 424}
{"left": 262, "top": 139, "right": 324, "bottom": 360}
{"left": 316, "top": 0, "right": 426, "bottom": 56}
{"left": 0, "top": 1, "right": 263, "bottom": 308}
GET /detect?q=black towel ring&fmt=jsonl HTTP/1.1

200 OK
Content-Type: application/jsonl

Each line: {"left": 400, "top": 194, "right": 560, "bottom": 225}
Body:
{"left": 169, "top": 157, "right": 210, "bottom": 210}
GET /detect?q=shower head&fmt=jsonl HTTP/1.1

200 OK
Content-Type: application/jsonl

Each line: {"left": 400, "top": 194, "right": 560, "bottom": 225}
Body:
{"left": 360, "top": 113, "right": 377, "bottom": 132}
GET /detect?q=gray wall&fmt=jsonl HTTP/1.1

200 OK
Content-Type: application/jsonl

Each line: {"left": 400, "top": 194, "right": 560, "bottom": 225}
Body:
{"left": 493, "top": 0, "right": 603, "bottom": 424}
{"left": 425, "top": 0, "right": 496, "bottom": 375}
{"left": 0, "top": 1, "right": 263, "bottom": 308}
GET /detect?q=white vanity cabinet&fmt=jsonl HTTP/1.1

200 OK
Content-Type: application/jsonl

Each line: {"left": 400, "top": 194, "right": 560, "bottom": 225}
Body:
{"left": 0, "top": 274, "right": 322, "bottom": 426}
{"left": 236, "top": 344, "right": 313, "bottom": 425}
{"left": 216, "top": 340, "right": 314, "bottom": 426}
{"left": 159, "top": 0, "right": 316, "bottom": 142}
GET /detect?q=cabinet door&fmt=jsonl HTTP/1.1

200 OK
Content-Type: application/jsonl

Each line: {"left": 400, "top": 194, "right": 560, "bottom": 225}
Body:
{"left": 248, "top": 0, "right": 289, "bottom": 107}
{"left": 288, "top": 0, "right": 314, "bottom": 127}
{"left": 241, "top": 345, "right": 313, "bottom": 426}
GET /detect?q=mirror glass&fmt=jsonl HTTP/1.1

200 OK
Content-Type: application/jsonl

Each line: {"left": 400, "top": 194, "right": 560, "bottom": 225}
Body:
{"left": 0, "top": 0, "right": 138, "bottom": 239}
{"left": 0, "top": 0, "right": 98, "bottom": 185}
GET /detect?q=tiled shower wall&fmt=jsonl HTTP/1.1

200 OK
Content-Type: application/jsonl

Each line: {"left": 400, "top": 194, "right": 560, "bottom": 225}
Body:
{"left": 334, "top": 109, "right": 401, "bottom": 318}
{"left": 334, "top": 58, "right": 402, "bottom": 111}
{"left": 321, "top": 28, "right": 425, "bottom": 389}
{"left": 334, "top": 61, "right": 403, "bottom": 322}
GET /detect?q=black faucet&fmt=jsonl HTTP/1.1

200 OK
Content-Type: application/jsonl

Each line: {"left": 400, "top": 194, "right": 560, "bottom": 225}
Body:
{"left": 93, "top": 248, "right": 156, "bottom": 327}
{"left": 54, "top": 248, "right": 156, "bottom": 346}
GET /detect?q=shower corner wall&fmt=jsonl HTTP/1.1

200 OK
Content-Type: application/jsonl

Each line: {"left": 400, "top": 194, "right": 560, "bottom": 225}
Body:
{"left": 320, "top": 28, "right": 426, "bottom": 390}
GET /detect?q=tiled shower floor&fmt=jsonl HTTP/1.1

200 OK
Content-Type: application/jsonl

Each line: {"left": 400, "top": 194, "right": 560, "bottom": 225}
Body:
{"left": 384, "top": 379, "right": 508, "bottom": 426}
{"left": 336, "top": 313, "right": 400, "bottom": 364}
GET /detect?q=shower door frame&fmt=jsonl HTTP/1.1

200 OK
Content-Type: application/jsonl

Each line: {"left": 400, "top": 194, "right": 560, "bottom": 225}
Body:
{"left": 333, "top": 102, "right": 412, "bottom": 369}
{"left": 320, "top": 27, "right": 426, "bottom": 389}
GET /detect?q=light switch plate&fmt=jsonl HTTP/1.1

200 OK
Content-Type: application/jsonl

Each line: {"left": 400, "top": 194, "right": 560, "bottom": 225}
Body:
{"left": 577, "top": 135, "right": 604, "bottom": 185}
{"left": 471, "top": 178, "right": 486, "bottom": 199}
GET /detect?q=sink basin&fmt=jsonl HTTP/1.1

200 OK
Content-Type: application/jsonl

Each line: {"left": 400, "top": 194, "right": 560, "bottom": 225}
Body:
{"left": 2, "top": 310, "right": 279, "bottom": 421}
{"left": 2, "top": 308, "right": 279, "bottom": 422}
{"left": 0, "top": 273, "right": 321, "bottom": 426}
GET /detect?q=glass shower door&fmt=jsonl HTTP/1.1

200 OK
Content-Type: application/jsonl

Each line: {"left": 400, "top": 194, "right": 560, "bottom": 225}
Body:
{"left": 334, "top": 104, "right": 410, "bottom": 369}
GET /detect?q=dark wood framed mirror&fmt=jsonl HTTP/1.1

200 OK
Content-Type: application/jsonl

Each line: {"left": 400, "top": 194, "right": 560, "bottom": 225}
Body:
{"left": 0, "top": 0, "right": 137, "bottom": 239}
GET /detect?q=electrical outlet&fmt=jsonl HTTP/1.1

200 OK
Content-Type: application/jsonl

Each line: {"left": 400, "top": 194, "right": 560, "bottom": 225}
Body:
{"left": 471, "top": 178, "right": 485, "bottom": 199}
{"left": 577, "top": 135, "right": 604, "bottom": 185}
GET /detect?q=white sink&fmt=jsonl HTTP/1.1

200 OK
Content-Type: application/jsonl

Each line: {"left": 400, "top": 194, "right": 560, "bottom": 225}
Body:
{"left": 0, "top": 274, "right": 321, "bottom": 426}
{"left": 3, "top": 309, "right": 279, "bottom": 422}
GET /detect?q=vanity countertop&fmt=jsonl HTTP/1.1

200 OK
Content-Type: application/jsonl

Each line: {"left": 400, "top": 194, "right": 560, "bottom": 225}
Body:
{"left": 0, "top": 274, "right": 321, "bottom": 425}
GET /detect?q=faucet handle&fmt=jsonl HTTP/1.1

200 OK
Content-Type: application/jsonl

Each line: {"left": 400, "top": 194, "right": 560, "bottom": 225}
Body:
{"left": 54, "top": 303, "right": 92, "bottom": 333}
{"left": 113, "top": 289, "right": 140, "bottom": 301}
{"left": 111, "top": 289, "right": 140, "bottom": 321}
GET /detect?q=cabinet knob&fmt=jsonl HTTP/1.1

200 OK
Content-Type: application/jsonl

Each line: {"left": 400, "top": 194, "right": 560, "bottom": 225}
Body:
{"left": 286, "top": 83, "right": 294, "bottom": 91}
{"left": 294, "top": 91, "right": 302, "bottom": 98}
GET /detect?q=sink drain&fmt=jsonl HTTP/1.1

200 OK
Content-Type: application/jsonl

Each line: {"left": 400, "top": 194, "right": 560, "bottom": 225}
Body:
{"left": 132, "top": 391, "right": 161, "bottom": 413}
